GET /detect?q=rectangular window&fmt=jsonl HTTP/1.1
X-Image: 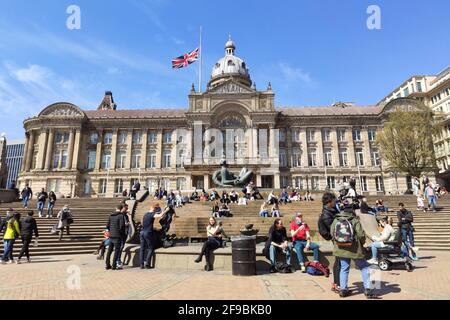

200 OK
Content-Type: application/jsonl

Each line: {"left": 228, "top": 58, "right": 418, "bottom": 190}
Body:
{"left": 101, "top": 151, "right": 111, "bottom": 169}
{"left": 60, "top": 150, "right": 68, "bottom": 168}
{"left": 292, "top": 149, "right": 301, "bottom": 167}
{"left": 147, "top": 150, "right": 156, "bottom": 169}
{"left": 89, "top": 132, "right": 98, "bottom": 144}
{"left": 279, "top": 149, "right": 287, "bottom": 167}
{"left": 292, "top": 129, "right": 300, "bottom": 142}
{"left": 375, "top": 176, "right": 384, "bottom": 192}
{"left": 352, "top": 129, "right": 361, "bottom": 141}
{"left": 322, "top": 129, "right": 331, "bottom": 142}
{"left": 294, "top": 177, "right": 303, "bottom": 190}
{"left": 279, "top": 129, "right": 286, "bottom": 142}
{"left": 148, "top": 131, "right": 157, "bottom": 144}
{"left": 163, "top": 150, "right": 171, "bottom": 168}
{"left": 307, "top": 129, "right": 315, "bottom": 142}
{"left": 308, "top": 150, "right": 317, "bottom": 167}
{"left": 116, "top": 150, "right": 126, "bottom": 169}
{"left": 324, "top": 148, "right": 332, "bottom": 166}
{"left": 132, "top": 150, "right": 141, "bottom": 169}
{"left": 311, "top": 176, "right": 319, "bottom": 191}
{"left": 176, "top": 178, "right": 186, "bottom": 191}
{"left": 103, "top": 132, "right": 113, "bottom": 145}
{"left": 84, "top": 179, "right": 92, "bottom": 195}
{"left": 280, "top": 176, "right": 289, "bottom": 188}
{"left": 372, "top": 151, "right": 380, "bottom": 166}
{"left": 356, "top": 148, "right": 364, "bottom": 166}
{"left": 132, "top": 131, "right": 142, "bottom": 144}
{"left": 163, "top": 132, "right": 172, "bottom": 144}
{"left": 327, "top": 176, "right": 336, "bottom": 189}
{"left": 118, "top": 131, "right": 127, "bottom": 144}
{"left": 339, "top": 148, "right": 348, "bottom": 167}
{"left": 87, "top": 151, "right": 96, "bottom": 170}
{"left": 337, "top": 129, "right": 346, "bottom": 142}
{"left": 360, "top": 176, "right": 368, "bottom": 192}
{"left": 368, "top": 129, "right": 377, "bottom": 141}
{"left": 403, "top": 88, "right": 410, "bottom": 97}
{"left": 416, "top": 82, "right": 422, "bottom": 93}
{"left": 115, "top": 179, "right": 124, "bottom": 194}
{"left": 99, "top": 179, "right": 107, "bottom": 195}
{"left": 47, "top": 179, "right": 61, "bottom": 193}
{"left": 53, "top": 151, "right": 60, "bottom": 169}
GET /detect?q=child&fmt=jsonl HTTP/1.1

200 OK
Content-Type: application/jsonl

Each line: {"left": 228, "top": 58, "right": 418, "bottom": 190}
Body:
{"left": 417, "top": 194, "right": 425, "bottom": 212}
{"left": 93, "top": 230, "right": 110, "bottom": 260}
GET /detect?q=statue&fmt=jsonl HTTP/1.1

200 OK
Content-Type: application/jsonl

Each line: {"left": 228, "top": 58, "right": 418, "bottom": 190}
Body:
{"left": 212, "top": 160, "right": 253, "bottom": 188}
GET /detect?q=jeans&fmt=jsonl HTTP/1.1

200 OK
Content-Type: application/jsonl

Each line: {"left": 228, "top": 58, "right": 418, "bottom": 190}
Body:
{"left": 47, "top": 202, "right": 55, "bottom": 217}
{"left": 259, "top": 210, "right": 268, "bottom": 218}
{"left": 269, "top": 244, "right": 292, "bottom": 266}
{"left": 22, "top": 196, "right": 29, "bottom": 208}
{"left": 139, "top": 231, "right": 154, "bottom": 267}
{"left": 401, "top": 228, "right": 416, "bottom": 258}
{"left": 116, "top": 235, "right": 127, "bottom": 265}
{"left": 339, "top": 258, "right": 371, "bottom": 291}
{"left": 333, "top": 258, "right": 341, "bottom": 286}
{"left": 37, "top": 201, "right": 45, "bottom": 215}
{"left": 2, "top": 239, "right": 15, "bottom": 261}
{"left": 370, "top": 242, "right": 384, "bottom": 259}
{"left": 198, "top": 237, "right": 222, "bottom": 266}
{"left": 18, "top": 236, "right": 32, "bottom": 260}
{"left": 293, "top": 240, "right": 320, "bottom": 264}
{"left": 272, "top": 211, "right": 280, "bottom": 218}
{"left": 428, "top": 195, "right": 437, "bottom": 211}
{"left": 105, "top": 237, "right": 122, "bottom": 269}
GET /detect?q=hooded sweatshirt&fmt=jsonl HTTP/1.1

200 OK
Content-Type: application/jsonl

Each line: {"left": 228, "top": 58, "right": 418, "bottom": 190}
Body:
{"left": 331, "top": 210, "right": 366, "bottom": 259}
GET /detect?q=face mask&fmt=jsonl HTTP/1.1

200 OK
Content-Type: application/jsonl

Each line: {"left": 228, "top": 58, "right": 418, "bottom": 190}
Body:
{"left": 296, "top": 218, "right": 302, "bottom": 225}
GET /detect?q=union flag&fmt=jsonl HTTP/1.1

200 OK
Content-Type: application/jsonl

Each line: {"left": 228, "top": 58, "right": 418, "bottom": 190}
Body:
{"left": 172, "top": 48, "right": 199, "bottom": 69}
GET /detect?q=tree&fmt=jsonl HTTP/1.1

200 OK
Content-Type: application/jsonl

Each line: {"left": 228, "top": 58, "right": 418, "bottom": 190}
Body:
{"left": 376, "top": 109, "right": 438, "bottom": 177}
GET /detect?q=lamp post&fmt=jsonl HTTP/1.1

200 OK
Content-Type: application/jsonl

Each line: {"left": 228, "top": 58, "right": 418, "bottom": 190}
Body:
{"left": 376, "top": 155, "right": 385, "bottom": 194}
{"left": 356, "top": 157, "right": 363, "bottom": 195}
{"left": 390, "top": 170, "right": 399, "bottom": 195}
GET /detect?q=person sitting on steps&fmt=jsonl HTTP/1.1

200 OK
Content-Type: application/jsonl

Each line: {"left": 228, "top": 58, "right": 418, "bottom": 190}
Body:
{"left": 194, "top": 217, "right": 227, "bottom": 271}
{"left": 290, "top": 212, "right": 320, "bottom": 273}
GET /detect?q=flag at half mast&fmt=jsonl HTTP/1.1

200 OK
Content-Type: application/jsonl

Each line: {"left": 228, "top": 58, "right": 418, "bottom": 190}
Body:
{"left": 172, "top": 48, "right": 199, "bottom": 69}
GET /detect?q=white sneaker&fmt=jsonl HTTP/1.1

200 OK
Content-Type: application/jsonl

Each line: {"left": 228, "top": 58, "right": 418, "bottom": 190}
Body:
{"left": 7, "top": 260, "right": 14, "bottom": 264}
{"left": 367, "top": 258, "right": 378, "bottom": 265}
{"left": 411, "top": 246, "right": 420, "bottom": 253}
{"left": 15, "top": 260, "right": 21, "bottom": 264}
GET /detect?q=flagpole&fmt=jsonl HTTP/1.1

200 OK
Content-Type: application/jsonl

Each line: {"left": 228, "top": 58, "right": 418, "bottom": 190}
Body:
{"left": 199, "top": 26, "right": 203, "bottom": 93}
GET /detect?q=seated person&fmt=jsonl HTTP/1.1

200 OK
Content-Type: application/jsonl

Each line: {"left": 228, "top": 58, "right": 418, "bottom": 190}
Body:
{"left": 367, "top": 217, "right": 396, "bottom": 264}
{"left": 345, "top": 187, "right": 356, "bottom": 200}
{"left": 374, "top": 199, "right": 389, "bottom": 214}
{"left": 267, "top": 219, "right": 292, "bottom": 273}
{"left": 238, "top": 197, "right": 248, "bottom": 206}
{"left": 218, "top": 203, "right": 231, "bottom": 217}
{"left": 190, "top": 191, "right": 200, "bottom": 201}
{"left": 211, "top": 201, "right": 220, "bottom": 218}
{"left": 289, "top": 190, "right": 300, "bottom": 202}
{"left": 251, "top": 186, "right": 264, "bottom": 200}
{"left": 93, "top": 229, "right": 111, "bottom": 260}
{"left": 210, "top": 189, "right": 219, "bottom": 201}
{"left": 259, "top": 203, "right": 269, "bottom": 217}
{"left": 289, "top": 213, "right": 320, "bottom": 272}
{"left": 229, "top": 190, "right": 239, "bottom": 203}
{"left": 220, "top": 191, "right": 231, "bottom": 205}
{"left": 181, "top": 195, "right": 190, "bottom": 205}
{"left": 360, "top": 197, "right": 376, "bottom": 215}
{"left": 175, "top": 193, "right": 183, "bottom": 208}
{"left": 271, "top": 203, "right": 281, "bottom": 217}
{"left": 194, "top": 217, "right": 227, "bottom": 271}
{"left": 279, "top": 189, "right": 290, "bottom": 205}
{"left": 267, "top": 190, "right": 278, "bottom": 205}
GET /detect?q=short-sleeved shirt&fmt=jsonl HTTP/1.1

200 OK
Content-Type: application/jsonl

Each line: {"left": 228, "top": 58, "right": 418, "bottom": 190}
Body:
{"left": 269, "top": 226, "right": 288, "bottom": 245}
{"left": 142, "top": 212, "right": 155, "bottom": 233}
{"left": 289, "top": 222, "right": 310, "bottom": 241}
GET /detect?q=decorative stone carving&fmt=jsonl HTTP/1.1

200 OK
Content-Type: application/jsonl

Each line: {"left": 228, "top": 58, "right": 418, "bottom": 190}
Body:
{"left": 218, "top": 114, "right": 246, "bottom": 129}
{"left": 39, "top": 103, "right": 85, "bottom": 118}
{"left": 210, "top": 81, "right": 253, "bottom": 94}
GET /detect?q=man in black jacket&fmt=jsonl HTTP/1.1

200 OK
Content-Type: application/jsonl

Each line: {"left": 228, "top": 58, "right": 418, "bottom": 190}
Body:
{"left": 106, "top": 204, "right": 127, "bottom": 270}
{"left": 397, "top": 203, "right": 418, "bottom": 260}
{"left": 318, "top": 192, "right": 341, "bottom": 293}
{"left": 36, "top": 188, "right": 48, "bottom": 218}
{"left": 17, "top": 211, "right": 39, "bottom": 263}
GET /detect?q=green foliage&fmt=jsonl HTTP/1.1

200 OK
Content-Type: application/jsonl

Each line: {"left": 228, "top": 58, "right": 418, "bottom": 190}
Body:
{"left": 376, "top": 109, "right": 438, "bottom": 177}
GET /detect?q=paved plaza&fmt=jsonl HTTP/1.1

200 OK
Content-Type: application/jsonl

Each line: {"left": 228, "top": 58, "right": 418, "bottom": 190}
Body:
{"left": 0, "top": 251, "right": 449, "bottom": 300}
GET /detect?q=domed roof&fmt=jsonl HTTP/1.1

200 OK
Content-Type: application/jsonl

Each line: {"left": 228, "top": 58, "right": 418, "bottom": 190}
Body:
{"left": 209, "top": 37, "right": 251, "bottom": 88}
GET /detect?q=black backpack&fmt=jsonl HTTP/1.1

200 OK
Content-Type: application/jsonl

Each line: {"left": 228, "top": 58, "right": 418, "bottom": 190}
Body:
{"left": 275, "top": 262, "right": 294, "bottom": 273}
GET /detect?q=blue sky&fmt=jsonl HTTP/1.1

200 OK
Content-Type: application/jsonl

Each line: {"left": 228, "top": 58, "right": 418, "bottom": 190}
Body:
{"left": 0, "top": 0, "right": 449, "bottom": 140}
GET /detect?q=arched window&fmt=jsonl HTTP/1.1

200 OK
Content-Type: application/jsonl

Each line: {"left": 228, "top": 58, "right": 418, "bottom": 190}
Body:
{"left": 227, "top": 60, "right": 235, "bottom": 66}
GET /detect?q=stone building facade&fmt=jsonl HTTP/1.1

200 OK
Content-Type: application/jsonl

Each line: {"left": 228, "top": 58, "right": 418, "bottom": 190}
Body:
{"left": 18, "top": 39, "right": 433, "bottom": 197}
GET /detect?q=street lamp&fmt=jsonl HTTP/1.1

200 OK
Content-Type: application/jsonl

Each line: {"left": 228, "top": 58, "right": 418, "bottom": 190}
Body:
{"left": 376, "top": 155, "right": 385, "bottom": 194}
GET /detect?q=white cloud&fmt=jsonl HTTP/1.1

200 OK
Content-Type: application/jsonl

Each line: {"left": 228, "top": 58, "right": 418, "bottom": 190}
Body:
{"left": 171, "top": 37, "right": 186, "bottom": 46}
{"left": 278, "top": 62, "right": 312, "bottom": 84}
{"left": 6, "top": 63, "right": 52, "bottom": 84}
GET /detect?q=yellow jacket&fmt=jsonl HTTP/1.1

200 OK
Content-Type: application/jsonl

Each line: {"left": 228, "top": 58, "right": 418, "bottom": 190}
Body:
{"left": 4, "top": 220, "right": 21, "bottom": 240}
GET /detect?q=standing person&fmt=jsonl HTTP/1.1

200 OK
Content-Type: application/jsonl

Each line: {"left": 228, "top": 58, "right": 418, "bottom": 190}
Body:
{"left": 47, "top": 191, "right": 57, "bottom": 218}
{"left": 266, "top": 219, "right": 293, "bottom": 273}
{"left": 17, "top": 211, "right": 39, "bottom": 263}
{"left": 56, "top": 205, "right": 73, "bottom": 241}
{"left": 290, "top": 212, "right": 320, "bottom": 273}
{"left": 397, "top": 203, "right": 418, "bottom": 261}
{"left": 116, "top": 203, "right": 130, "bottom": 269}
{"left": 1, "top": 213, "right": 21, "bottom": 264}
{"left": 424, "top": 183, "right": 437, "bottom": 213}
{"left": 130, "top": 180, "right": 141, "bottom": 200}
{"left": 194, "top": 217, "right": 227, "bottom": 271}
{"left": 139, "top": 204, "right": 168, "bottom": 269}
{"left": 105, "top": 204, "right": 126, "bottom": 270}
{"left": 36, "top": 188, "right": 48, "bottom": 218}
{"left": 412, "top": 177, "right": 420, "bottom": 196}
{"left": 422, "top": 175, "right": 429, "bottom": 192}
{"left": 21, "top": 184, "right": 33, "bottom": 209}
{"left": 331, "top": 204, "right": 376, "bottom": 299}
{"left": 318, "top": 192, "right": 341, "bottom": 293}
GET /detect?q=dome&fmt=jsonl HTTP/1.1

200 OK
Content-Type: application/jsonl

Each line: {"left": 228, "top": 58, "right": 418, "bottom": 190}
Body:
{"left": 209, "top": 37, "right": 252, "bottom": 89}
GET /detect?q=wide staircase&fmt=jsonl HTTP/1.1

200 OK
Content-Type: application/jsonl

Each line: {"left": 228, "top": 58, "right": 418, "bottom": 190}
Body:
{"left": 0, "top": 194, "right": 449, "bottom": 257}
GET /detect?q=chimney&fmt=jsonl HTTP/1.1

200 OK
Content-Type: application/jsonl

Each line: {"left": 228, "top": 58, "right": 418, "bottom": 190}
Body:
{"left": 98, "top": 91, "right": 117, "bottom": 110}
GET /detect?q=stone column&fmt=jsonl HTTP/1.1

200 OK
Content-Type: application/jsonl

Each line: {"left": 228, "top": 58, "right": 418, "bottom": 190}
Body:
{"left": 71, "top": 129, "right": 81, "bottom": 170}
{"left": 45, "top": 129, "right": 54, "bottom": 170}
{"left": 331, "top": 129, "right": 340, "bottom": 167}
{"left": 256, "top": 174, "right": 262, "bottom": 187}
{"left": 21, "top": 134, "right": 30, "bottom": 172}
{"left": 286, "top": 129, "right": 293, "bottom": 167}
{"left": 94, "top": 130, "right": 103, "bottom": 171}
{"left": 347, "top": 127, "right": 356, "bottom": 167}
{"left": 110, "top": 129, "right": 118, "bottom": 170}
{"left": 252, "top": 126, "right": 258, "bottom": 163}
{"left": 274, "top": 173, "right": 281, "bottom": 189}
{"left": 66, "top": 129, "right": 75, "bottom": 169}
{"left": 25, "top": 131, "right": 35, "bottom": 172}
{"left": 125, "top": 129, "right": 133, "bottom": 169}
{"left": 316, "top": 129, "right": 324, "bottom": 167}
{"left": 204, "top": 174, "right": 210, "bottom": 190}
{"left": 36, "top": 130, "right": 48, "bottom": 170}
{"left": 156, "top": 129, "right": 163, "bottom": 169}
{"left": 141, "top": 130, "right": 148, "bottom": 170}
{"left": 300, "top": 128, "right": 308, "bottom": 168}
{"left": 171, "top": 129, "right": 178, "bottom": 169}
